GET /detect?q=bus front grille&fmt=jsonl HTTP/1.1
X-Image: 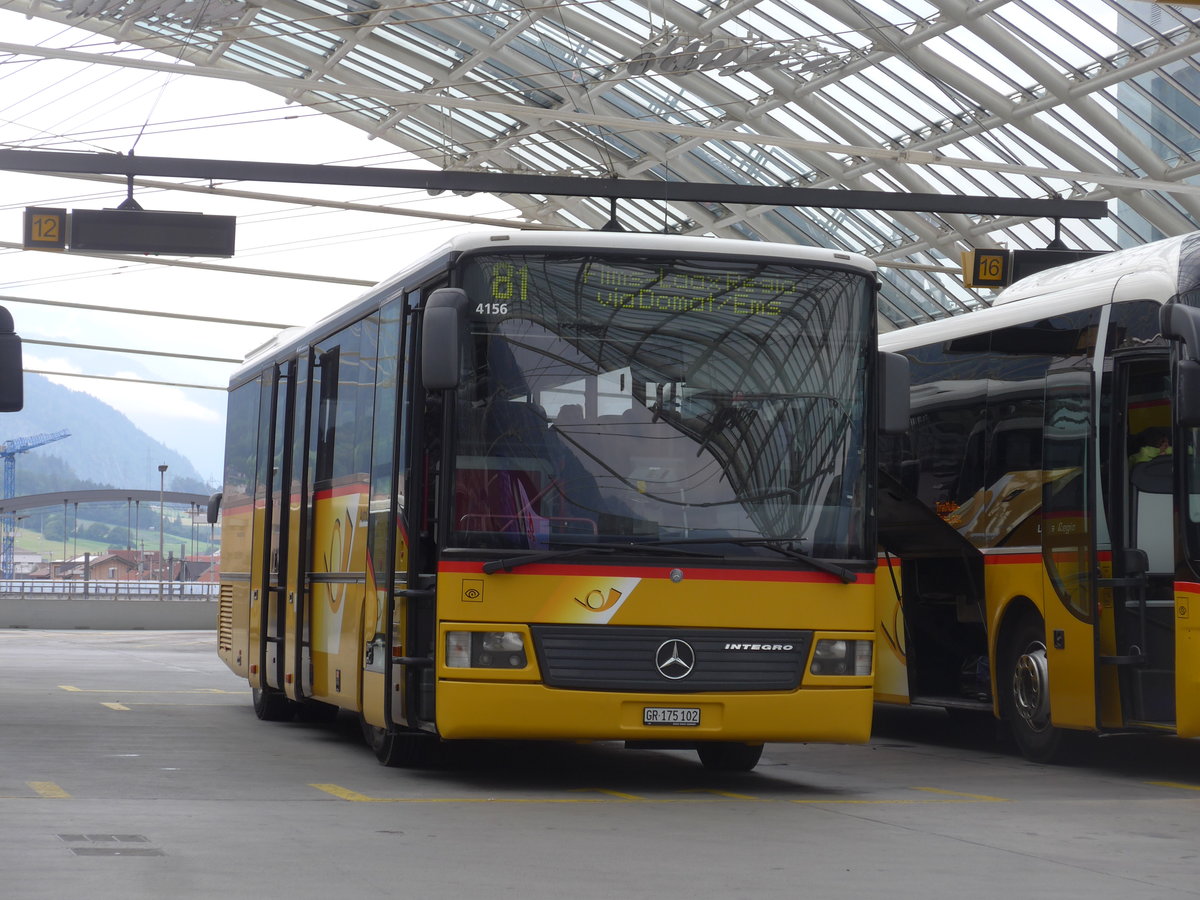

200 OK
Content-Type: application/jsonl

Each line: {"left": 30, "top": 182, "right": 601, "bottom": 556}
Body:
{"left": 530, "top": 625, "right": 811, "bottom": 693}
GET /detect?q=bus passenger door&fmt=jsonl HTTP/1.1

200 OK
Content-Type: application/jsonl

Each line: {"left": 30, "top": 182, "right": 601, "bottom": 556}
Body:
{"left": 1176, "top": 396, "right": 1200, "bottom": 737}
{"left": 361, "top": 298, "right": 407, "bottom": 730}
{"left": 1040, "top": 369, "right": 1100, "bottom": 731}
{"left": 252, "top": 361, "right": 296, "bottom": 698}
{"left": 1108, "top": 357, "right": 1178, "bottom": 728}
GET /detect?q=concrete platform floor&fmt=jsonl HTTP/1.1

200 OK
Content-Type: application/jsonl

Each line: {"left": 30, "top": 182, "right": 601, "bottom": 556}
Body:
{"left": 2, "top": 629, "right": 1199, "bottom": 900}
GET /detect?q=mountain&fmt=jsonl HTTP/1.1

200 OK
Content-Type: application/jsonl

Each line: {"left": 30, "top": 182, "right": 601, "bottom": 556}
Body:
{"left": 0, "top": 375, "right": 211, "bottom": 495}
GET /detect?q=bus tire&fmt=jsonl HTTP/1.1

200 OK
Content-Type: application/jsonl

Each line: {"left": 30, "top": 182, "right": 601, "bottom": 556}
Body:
{"left": 1000, "top": 616, "right": 1066, "bottom": 762}
{"left": 360, "top": 717, "right": 435, "bottom": 768}
{"left": 252, "top": 686, "right": 294, "bottom": 722}
{"left": 696, "top": 742, "right": 763, "bottom": 772}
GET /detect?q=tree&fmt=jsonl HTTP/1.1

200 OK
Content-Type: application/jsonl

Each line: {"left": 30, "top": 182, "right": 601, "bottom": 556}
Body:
{"left": 41, "top": 513, "right": 64, "bottom": 542}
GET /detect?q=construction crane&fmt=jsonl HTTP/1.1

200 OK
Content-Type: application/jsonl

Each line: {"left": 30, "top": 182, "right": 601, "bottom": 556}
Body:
{"left": 1, "top": 430, "right": 69, "bottom": 579}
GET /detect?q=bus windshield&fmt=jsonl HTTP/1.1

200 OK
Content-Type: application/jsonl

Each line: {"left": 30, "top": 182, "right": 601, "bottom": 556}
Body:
{"left": 450, "top": 252, "right": 873, "bottom": 561}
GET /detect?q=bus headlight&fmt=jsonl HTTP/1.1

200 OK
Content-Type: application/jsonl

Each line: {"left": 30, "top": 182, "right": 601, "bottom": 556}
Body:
{"left": 446, "top": 631, "right": 528, "bottom": 669}
{"left": 811, "top": 639, "right": 872, "bottom": 676}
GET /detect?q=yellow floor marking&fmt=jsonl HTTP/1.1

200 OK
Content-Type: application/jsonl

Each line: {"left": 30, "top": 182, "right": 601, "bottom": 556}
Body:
{"left": 313, "top": 784, "right": 625, "bottom": 803}
{"left": 1148, "top": 781, "right": 1200, "bottom": 792}
{"left": 28, "top": 782, "right": 70, "bottom": 799}
{"left": 101, "top": 702, "right": 131, "bottom": 711}
{"left": 578, "top": 788, "right": 646, "bottom": 801}
{"left": 310, "top": 784, "right": 1004, "bottom": 806}
{"left": 912, "top": 787, "right": 1008, "bottom": 802}
{"left": 58, "top": 685, "right": 82, "bottom": 692}
{"left": 312, "top": 784, "right": 378, "bottom": 802}
{"left": 679, "top": 789, "right": 763, "bottom": 800}
{"left": 789, "top": 787, "right": 1006, "bottom": 805}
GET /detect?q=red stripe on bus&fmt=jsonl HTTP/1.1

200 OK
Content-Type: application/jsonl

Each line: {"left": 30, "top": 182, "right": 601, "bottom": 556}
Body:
{"left": 984, "top": 553, "right": 1042, "bottom": 565}
{"left": 439, "top": 560, "right": 871, "bottom": 584}
{"left": 311, "top": 485, "right": 369, "bottom": 501}
{"left": 985, "top": 550, "right": 1113, "bottom": 565}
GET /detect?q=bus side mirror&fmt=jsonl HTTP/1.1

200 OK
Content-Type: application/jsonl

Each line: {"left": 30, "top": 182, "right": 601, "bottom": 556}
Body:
{"left": 1161, "top": 304, "right": 1200, "bottom": 426}
{"left": 206, "top": 492, "right": 222, "bottom": 525}
{"left": 1161, "top": 302, "right": 1200, "bottom": 354}
{"left": 0, "top": 306, "right": 24, "bottom": 413}
{"left": 1178, "top": 360, "right": 1200, "bottom": 428}
{"left": 879, "top": 351, "right": 910, "bottom": 435}
{"left": 421, "top": 288, "right": 470, "bottom": 391}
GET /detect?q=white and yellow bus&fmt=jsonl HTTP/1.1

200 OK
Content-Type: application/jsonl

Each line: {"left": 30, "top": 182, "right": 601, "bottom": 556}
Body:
{"left": 878, "top": 232, "right": 1200, "bottom": 761}
{"left": 212, "top": 230, "right": 907, "bottom": 771}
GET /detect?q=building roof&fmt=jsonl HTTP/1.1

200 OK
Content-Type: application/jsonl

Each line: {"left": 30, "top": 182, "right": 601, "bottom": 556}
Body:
{"left": 1, "top": 0, "right": 1198, "bottom": 327}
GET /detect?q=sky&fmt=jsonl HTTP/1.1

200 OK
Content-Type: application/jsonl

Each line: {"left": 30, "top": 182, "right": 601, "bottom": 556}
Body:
{"left": 0, "top": 13, "right": 521, "bottom": 486}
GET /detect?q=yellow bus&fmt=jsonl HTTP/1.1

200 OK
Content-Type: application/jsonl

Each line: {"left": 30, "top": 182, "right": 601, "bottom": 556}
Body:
{"left": 878, "top": 232, "right": 1200, "bottom": 761}
{"left": 212, "top": 230, "right": 906, "bottom": 771}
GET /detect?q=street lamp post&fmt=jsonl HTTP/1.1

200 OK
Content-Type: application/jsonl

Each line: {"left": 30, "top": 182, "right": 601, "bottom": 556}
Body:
{"left": 158, "top": 464, "right": 168, "bottom": 601}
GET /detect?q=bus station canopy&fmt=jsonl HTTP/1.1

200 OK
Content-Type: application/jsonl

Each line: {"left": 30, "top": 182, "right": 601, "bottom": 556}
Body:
{"left": 1, "top": 0, "right": 1197, "bottom": 328}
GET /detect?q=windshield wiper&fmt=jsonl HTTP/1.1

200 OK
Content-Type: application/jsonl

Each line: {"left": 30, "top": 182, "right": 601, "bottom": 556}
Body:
{"left": 740, "top": 540, "right": 857, "bottom": 584}
{"left": 480, "top": 539, "right": 855, "bottom": 582}
{"left": 481, "top": 542, "right": 722, "bottom": 574}
{"left": 627, "top": 537, "right": 857, "bottom": 584}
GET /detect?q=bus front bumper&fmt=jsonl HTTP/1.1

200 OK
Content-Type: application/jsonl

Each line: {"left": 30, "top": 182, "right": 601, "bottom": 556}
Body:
{"left": 433, "top": 680, "right": 873, "bottom": 744}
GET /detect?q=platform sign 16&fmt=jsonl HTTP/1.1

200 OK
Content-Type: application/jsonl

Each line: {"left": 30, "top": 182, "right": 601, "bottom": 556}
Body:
{"left": 23, "top": 207, "right": 68, "bottom": 251}
{"left": 960, "top": 248, "right": 1011, "bottom": 288}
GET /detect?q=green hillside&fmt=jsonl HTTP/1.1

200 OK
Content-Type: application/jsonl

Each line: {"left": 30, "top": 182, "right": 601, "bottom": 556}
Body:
{"left": 0, "top": 374, "right": 221, "bottom": 565}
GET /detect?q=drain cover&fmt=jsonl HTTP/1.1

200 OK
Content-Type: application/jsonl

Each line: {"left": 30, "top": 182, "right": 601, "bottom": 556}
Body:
{"left": 57, "top": 834, "right": 164, "bottom": 857}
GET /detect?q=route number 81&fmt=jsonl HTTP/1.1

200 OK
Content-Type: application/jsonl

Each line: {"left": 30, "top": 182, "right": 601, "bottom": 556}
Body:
{"left": 491, "top": 263, "right": 528, "bottom": 304}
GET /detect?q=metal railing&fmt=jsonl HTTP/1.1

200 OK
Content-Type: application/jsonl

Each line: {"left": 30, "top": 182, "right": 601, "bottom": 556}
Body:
{"left": 0, "top": 580, "right": 218, "bottom": 600}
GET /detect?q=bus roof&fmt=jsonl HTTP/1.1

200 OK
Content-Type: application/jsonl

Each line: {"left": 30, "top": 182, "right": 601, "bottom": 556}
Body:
{"left": 368, "top": 229, "right": 876, "bottom": 292}
{"left": 235, "top": 230, "right": 878, "bottom": 383}
{"left": 881, "top": 231, "right": 1200, "bottom": 353}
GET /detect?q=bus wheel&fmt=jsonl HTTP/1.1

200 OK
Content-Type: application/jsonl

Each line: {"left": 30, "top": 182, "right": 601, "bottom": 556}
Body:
{"left": 359, "top": 717, "right": 435, "bottom": 768}
{"left": 696, "top": 742, "right": 763, "bottom": 772}
{"left": 252, "top": 686, "right": 294, "bottom": 722}
{"left": 1001, "top": 618, "right": 1064, "bottom": 762}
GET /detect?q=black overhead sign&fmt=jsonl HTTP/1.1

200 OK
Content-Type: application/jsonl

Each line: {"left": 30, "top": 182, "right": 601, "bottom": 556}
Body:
{"left": 961, "top": 247, "right": 1107, "bottom": 289}
{"left": 1009, "top": 249, "right": 1107, "bottom": 283}
{"left": 22, "top": 206, "right": 236, "bottom": 257}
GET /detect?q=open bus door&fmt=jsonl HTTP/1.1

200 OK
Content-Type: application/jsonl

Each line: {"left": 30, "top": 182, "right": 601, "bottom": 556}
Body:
{"left": 1161, "top": 302, "right": 1200, "bottom": 737}
{"left": 1174, "top": 367, "right": 1200, "bottom": 737}
{"left": 1032, "top": 368, "right": 1101, "bottom": 752}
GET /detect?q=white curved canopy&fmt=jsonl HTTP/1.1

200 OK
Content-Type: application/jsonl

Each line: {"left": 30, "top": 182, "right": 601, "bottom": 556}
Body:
{"left": 1, "top": 0, "right": 1198, "bottom": 327}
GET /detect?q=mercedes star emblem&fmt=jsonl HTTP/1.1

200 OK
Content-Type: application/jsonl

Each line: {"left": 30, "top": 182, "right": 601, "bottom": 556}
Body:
{"left": 655, "top": 639, "right": 696, "bottom": 680}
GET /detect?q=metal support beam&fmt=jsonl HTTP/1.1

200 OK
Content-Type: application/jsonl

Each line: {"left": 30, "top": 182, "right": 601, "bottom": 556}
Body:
{"left": 0, "top": 150, "right": 1108, "bottom": 219}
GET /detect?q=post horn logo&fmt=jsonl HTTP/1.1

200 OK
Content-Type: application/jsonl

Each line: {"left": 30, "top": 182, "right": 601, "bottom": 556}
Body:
{"left": 575, "top": 587, "right": 623, "bottom": 612}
